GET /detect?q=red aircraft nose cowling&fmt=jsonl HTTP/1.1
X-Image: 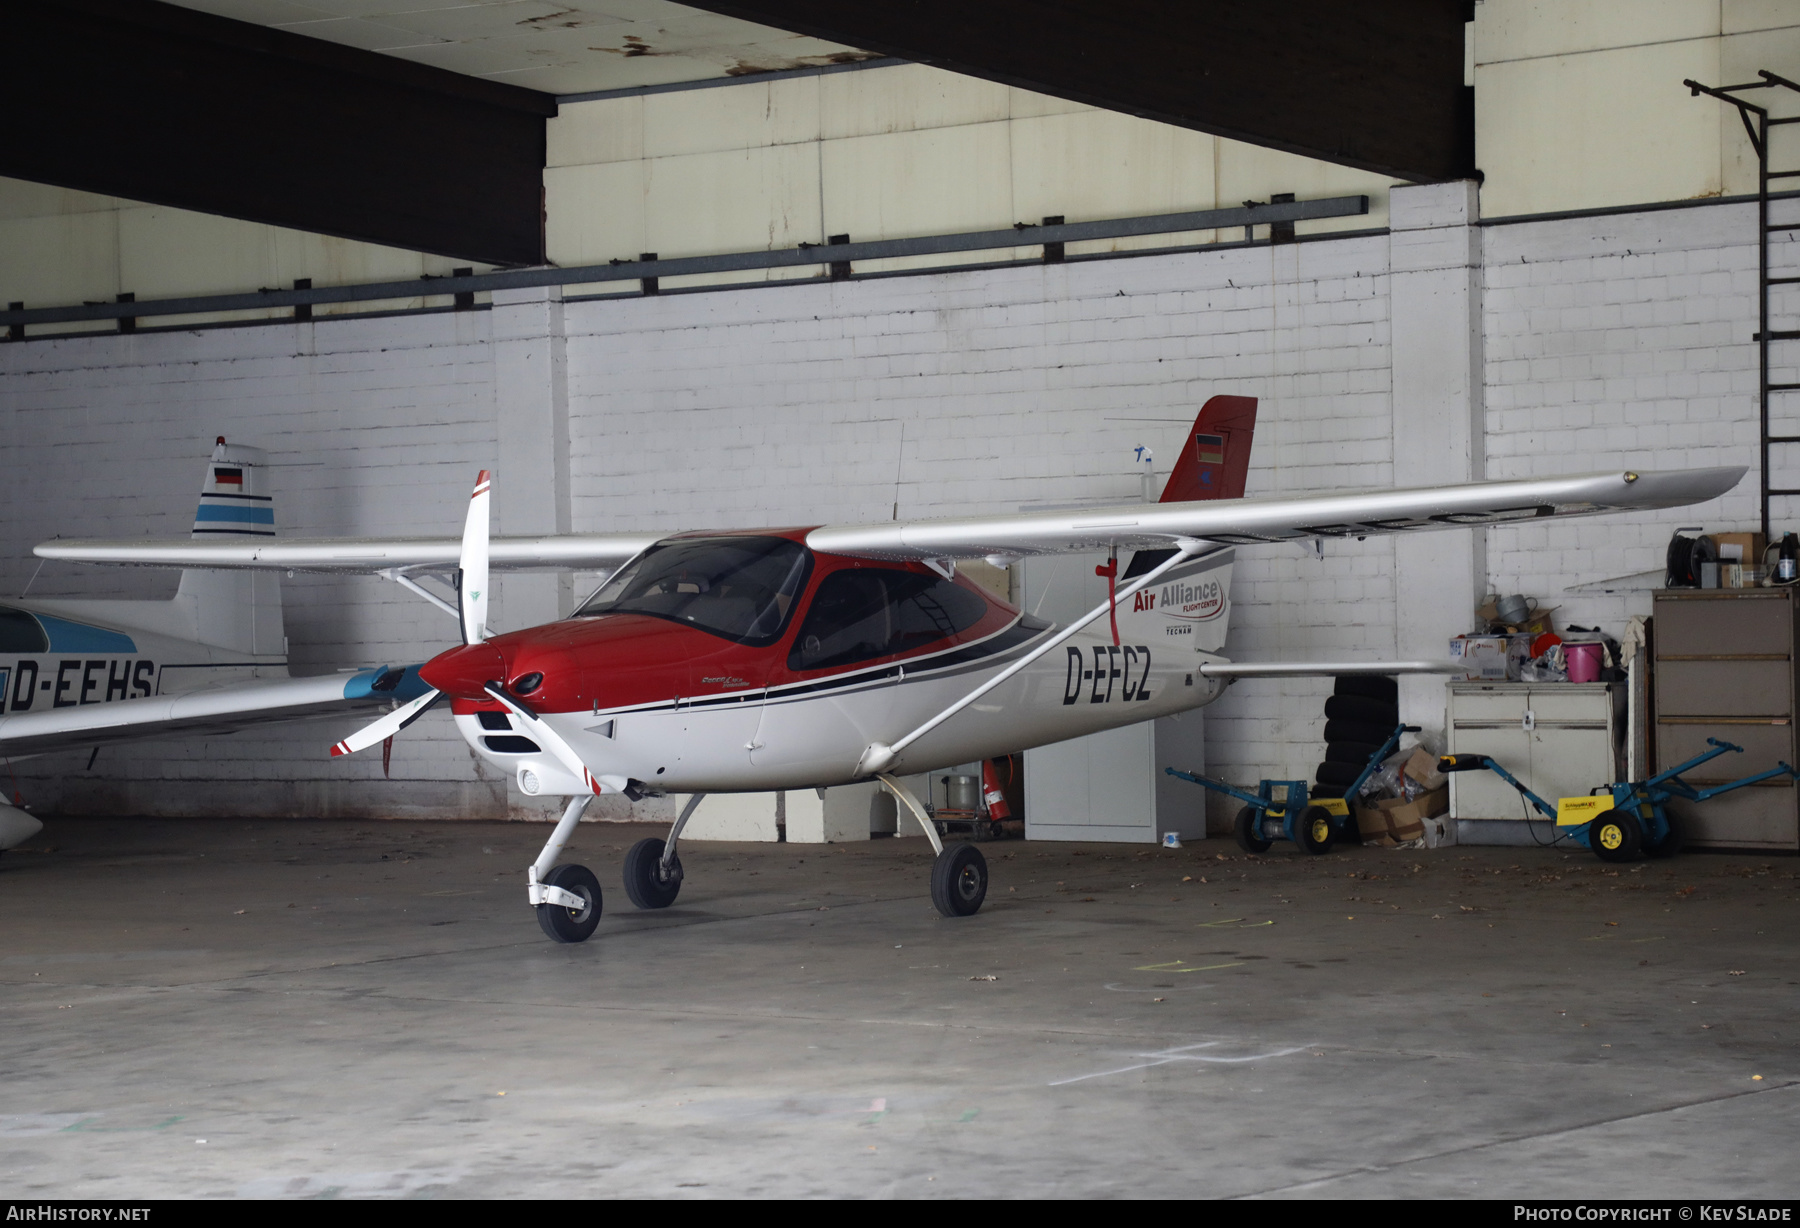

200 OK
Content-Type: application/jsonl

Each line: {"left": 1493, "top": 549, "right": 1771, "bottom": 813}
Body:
{"left": 420, "top": 642, "right": 507, "bottom": 699}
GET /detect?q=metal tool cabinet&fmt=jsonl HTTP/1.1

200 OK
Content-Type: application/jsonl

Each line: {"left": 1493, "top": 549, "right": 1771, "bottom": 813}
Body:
{"left": 1447, "top": 682, "right": 1621, "bottom": 821}
{"left": 1652, "top": 587, "right": 1800, "bottom": 850}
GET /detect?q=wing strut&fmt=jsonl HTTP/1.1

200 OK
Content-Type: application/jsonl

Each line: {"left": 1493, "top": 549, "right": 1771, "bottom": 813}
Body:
{"left": 854, "top": 538, "right": 1208, "bottom": 777}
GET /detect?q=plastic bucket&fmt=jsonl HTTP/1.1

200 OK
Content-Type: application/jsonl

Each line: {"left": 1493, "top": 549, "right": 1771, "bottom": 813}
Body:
{"left": 1566, "top": 642, "right": 1603, "bottom": 684}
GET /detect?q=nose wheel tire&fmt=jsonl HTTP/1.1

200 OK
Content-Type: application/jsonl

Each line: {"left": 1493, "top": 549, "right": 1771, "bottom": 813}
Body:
{"left": 1297, "top": 804, "right": 1337, "bottom": 855}
{"left": 930, "top": 842, "right": 988, "bottom": 917}
{"left": 1234, "top": 805, "right": 1272, "bottom": 854}
{"left": 623, "top": 837, "right": 683, "bottom": 909}
{"left": 536, "top": 863, "right": 602, "bottom": 943}
{"left": 1589, "top": 810, "right": 1643, "bottom": 863}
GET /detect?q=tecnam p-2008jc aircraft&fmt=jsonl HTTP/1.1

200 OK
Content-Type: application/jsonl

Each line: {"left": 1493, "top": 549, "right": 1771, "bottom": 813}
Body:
{"left": 39, "top": 398, "right": 1742, "bottom": 943}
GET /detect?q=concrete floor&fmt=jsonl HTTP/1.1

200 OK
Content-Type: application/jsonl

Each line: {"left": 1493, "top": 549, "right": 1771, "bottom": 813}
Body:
{"left": 1, "top": 817, "right": 1796, "bottom": 1199}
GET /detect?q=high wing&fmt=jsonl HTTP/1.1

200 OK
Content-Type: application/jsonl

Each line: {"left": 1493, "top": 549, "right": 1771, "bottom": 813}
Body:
{"left": 33, "top": 533, "right": 661, "bottom": 573}
{"left": 805, "top": 468, "right": 1745, "bottom": 560}
{"left": 0, "top": 666, "right": 432, "bottom": 758}
{"left": 35, "top": 469, "right": 1742, "bottom": 573}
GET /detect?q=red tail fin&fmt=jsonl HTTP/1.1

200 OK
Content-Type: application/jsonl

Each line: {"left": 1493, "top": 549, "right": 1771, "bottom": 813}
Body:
{"left": 1158, "top": 395, "right": 1257, "bottom": 503}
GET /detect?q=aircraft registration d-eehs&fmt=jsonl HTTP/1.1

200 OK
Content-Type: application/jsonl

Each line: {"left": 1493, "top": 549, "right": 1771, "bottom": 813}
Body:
{"left": 38, "top": 398, "right": 1743, "bottom": 944}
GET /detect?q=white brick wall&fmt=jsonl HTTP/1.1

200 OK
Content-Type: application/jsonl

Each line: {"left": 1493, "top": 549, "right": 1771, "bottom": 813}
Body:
{"left": 1483, "top": 204, "right": 1758, "bottom": 633}
{"left": 0, "top": 196, "right": 1767, "bottom": 818}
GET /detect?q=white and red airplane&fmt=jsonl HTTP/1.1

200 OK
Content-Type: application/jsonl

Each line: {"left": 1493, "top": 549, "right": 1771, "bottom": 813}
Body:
{"left": 39, "top": 398, "right": 1742, "bottom": 942}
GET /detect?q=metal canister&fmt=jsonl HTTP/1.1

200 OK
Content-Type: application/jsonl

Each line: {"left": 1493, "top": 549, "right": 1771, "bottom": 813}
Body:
{"left": 946, "top": 775, "right": 980, "bottom": 811}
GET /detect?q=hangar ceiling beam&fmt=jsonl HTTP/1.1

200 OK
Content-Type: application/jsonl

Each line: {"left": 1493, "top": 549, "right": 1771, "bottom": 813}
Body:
{"left": 0, "top": 0, "right": 556, "bottom": 266}
{"left": 679, "top": 0, "right": 1474, "bottom": 183}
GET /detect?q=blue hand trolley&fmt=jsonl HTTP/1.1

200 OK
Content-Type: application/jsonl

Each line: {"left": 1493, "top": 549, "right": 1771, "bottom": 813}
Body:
{"left": 1165, "top": 723, "right": 1419, "bottom": 855}
{"left": 1437, "top": 737, "right": 1799, "bottom": 862}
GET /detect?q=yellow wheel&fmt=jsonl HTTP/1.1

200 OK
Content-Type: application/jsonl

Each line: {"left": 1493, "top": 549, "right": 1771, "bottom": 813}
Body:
{"left": 1297, "top": 804, "right": 1337, "bottom": 855}
{"left": 1589, "top": 809, "right": 1642, "bottom": 863}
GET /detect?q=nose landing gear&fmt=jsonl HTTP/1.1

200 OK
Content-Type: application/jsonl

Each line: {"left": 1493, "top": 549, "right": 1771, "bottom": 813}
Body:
{"left": 536, "top": 863, "right": 602, "bottom": 943}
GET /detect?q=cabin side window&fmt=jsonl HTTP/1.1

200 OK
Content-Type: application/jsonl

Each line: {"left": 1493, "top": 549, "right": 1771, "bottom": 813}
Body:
{"left": 0, "top": 607, "right": 48, "bottom": 653}
{"left": 790, "top": 568, "right": 988, "bottom": 671}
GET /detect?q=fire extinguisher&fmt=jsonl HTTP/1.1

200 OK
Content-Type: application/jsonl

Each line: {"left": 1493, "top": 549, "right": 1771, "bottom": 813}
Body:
{"left": 982, "top": 757, "right": 1014, "bottom": 821}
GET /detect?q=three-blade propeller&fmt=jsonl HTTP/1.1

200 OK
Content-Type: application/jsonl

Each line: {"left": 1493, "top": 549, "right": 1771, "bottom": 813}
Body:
{"left": 460, "top": 470, "right": 490, "bottom": 646}
{"left": 329, "top": 687, "right": 441, "bottom": 758}
{"left": 326, "top": 469, "right": 608, "bottom": 794}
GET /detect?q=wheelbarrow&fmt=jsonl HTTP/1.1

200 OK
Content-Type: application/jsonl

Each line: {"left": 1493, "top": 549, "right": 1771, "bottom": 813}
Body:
{"left": 1437, "top": 737, "right": 1800, "bottom": 862}
{"left": 1166, "top": 723, "right": 1420, "bottom": 855}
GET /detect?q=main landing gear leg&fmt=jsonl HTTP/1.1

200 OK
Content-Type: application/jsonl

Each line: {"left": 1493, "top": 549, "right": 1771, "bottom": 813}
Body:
{"left": 624, "top": 793, "right": 704, "bottom": 910}
{"left": 530, "top": 795, "right": 602, "bottom": 943}
{"left": 878, "top": 772, "right": 989, "bottom": 919}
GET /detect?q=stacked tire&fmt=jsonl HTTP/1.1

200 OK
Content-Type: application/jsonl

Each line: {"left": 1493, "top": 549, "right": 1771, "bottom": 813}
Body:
{"left": 1313, "top": 676, "right": 1400, "bottom": 839}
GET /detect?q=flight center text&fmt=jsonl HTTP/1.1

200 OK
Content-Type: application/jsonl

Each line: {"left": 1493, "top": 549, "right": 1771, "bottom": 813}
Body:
{"left": 1062, "top": 645, "right": 1153, "bottom": 705}
{"left": 0, "top": 659, "right": 155, "bottom": 712}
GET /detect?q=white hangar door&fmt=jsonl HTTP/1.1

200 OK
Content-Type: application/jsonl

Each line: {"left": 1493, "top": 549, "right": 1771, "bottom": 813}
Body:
{"left": 1017, "top": 554, "right": 1205, "bottom": 843}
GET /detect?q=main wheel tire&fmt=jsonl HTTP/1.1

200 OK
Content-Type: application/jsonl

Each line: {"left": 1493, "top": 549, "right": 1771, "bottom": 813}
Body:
{"left": 930, "top": 843, "right": 989, "bottom": 917}
{"left": 536, "top": 863, "right": 603, "bottom": 943}
{"left": 1323, "top": 718, "right": 1394, "bottom": 747}
{"left": 1644, "top": 815, "right": 1686, "bottom": 859}
{"left": 1589, "top": 810, "right": 1643, "bottom": 863}
{"left": 1334, "top": 674, "right": 1398, "bottom": 702}
{"left": 623, "top": 837, "right": 683, "bottom": 909}
{"left": 1234, "top": 804, "right": 1272, "bottom": 853}
{"left": 1324, "top": 694, "right": 1400, "bottom": 726}
{"left": 1296, "top": 804, "right": 1337, "bottom": 854}
{"left": 1324, "top": 739, "right": 1385, "bottom": 767}
{"left": 1315, "top": 760, "right": 1364, "bottom": 787}
{"left": 1309, "top": 783, "right": 1346, "bottom": 799}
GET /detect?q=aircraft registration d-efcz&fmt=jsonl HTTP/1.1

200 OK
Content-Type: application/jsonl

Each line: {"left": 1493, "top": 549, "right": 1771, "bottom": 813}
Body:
{"left": 40, "top": 397, "right": 1743, "bottom": 943}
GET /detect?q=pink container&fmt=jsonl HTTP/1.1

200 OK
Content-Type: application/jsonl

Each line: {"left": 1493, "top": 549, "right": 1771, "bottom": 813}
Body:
{"left": 1565, "top": 642, "right": 1603, "bottom": 684}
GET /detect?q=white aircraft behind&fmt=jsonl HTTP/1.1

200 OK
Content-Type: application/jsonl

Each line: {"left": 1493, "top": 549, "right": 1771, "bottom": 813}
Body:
{"left": 0, "top": 439, "right": 428, "bottom": 850}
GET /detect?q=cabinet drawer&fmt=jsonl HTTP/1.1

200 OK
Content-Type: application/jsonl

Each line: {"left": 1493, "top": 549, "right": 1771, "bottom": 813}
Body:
{"left": 1656, "top": 659, "right": 1793, "bottom": 717}
{"left": 1656, "top": 720, "right": 1796, "bottom": 780}
{"left": 1450, "top": 690, "right": 1524, "bottom": 722}
{"left": 1655, "top": 592, "right": 1793, "bottom": 656}
{"left": 1526, "top": 690, "right": 1612, "bottom": 723}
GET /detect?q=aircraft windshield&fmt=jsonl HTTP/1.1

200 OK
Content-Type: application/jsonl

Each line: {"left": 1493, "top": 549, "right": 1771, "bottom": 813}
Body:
{"left": 575, "top": 537, "right": 812, "bottom": 645}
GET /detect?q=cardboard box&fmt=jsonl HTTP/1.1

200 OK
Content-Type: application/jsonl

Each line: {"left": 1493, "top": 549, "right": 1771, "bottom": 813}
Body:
{"left": 1355, "top": 785, "right": 1450, "bottom": 847}
{"left": 1450, "top": 634, "right": 1532, "bottom": 681}
{"left": 1402, "top": 746, "right": 1448, "bottom": 792}
{"left": 1710, "top": 532, "right": 1766, "bottom": 566}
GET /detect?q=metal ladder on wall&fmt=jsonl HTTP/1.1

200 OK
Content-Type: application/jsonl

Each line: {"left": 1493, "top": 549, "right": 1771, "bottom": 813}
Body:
{"left": 1686, "top": 70, "right": 1800, "bottom": 541}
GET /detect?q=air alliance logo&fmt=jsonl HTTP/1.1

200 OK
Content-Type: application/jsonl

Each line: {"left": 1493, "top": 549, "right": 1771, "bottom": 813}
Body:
{"left": 1132, "top": 575, "right": 1226, "bottom": 622}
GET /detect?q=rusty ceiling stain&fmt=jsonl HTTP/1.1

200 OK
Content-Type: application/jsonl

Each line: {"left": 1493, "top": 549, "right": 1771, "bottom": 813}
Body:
{"left": 724, "top": 50, "right": 886, "bottom": 77}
